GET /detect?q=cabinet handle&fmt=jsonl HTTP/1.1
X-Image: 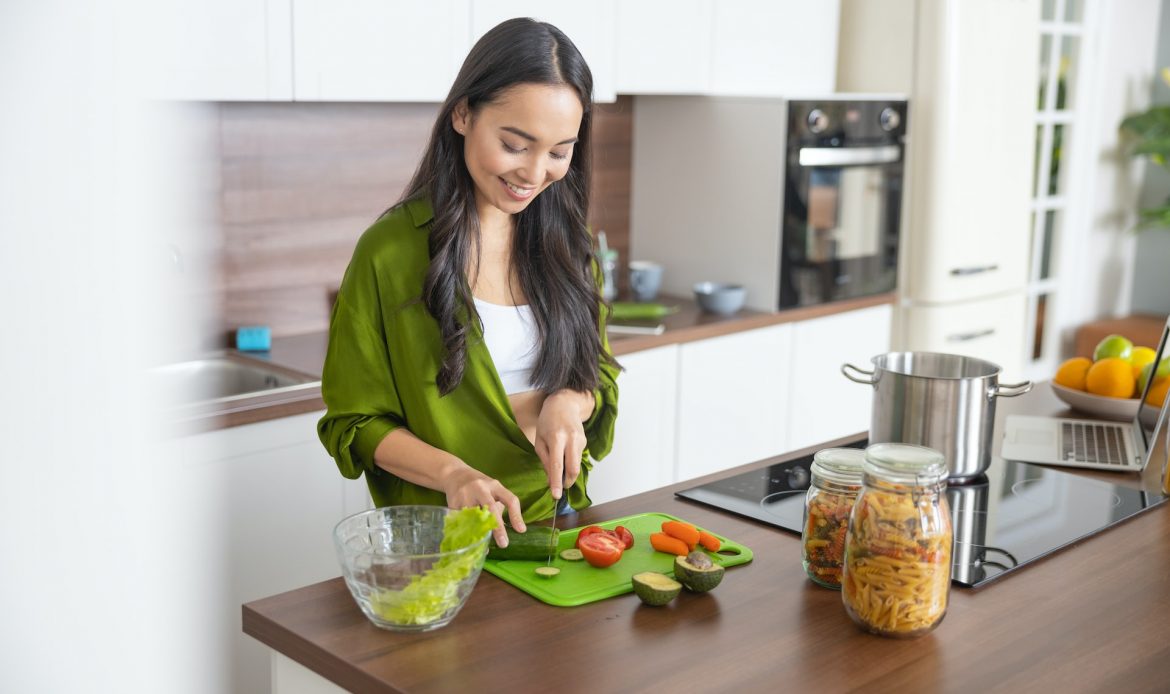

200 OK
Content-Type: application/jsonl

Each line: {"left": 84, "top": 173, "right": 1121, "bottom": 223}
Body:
{"left": 946, "top": 328, "right": 996, "bottom": 342}
{"left": 949, "top": 264, "right": 999, "bottom": 276}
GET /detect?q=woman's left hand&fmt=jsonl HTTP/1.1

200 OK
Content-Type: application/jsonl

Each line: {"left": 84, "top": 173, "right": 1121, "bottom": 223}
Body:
{"left": 535, "top": 389, "right": 594, "bottom": 500}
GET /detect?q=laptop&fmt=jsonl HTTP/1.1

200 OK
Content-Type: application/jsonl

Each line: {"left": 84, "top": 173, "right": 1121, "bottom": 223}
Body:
{"left": 1001, "top": 315, "right": 1170, "bottom": 472}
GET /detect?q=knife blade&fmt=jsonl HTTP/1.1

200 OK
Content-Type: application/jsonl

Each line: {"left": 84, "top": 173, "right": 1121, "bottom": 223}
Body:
{"left": 547, "top": 469, "right": 568, "bottom": 567}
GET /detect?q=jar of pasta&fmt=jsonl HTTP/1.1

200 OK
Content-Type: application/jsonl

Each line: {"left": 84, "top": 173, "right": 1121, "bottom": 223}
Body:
{"left": 842, "top": 443, "right": 952, "bottom": 638}
{"left": 802, "top": 447, "right": 865, "bottom": 588}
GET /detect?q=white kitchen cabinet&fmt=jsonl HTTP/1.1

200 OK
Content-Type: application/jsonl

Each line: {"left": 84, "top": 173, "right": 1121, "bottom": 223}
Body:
{"left": 708, "top": 0, "right": 840, "bottom": 97}
{"left": 896, "top": 0, "right": 1037, "bottom": 305}
{"left": 139, "top": 0, "right": 292, "bottom": 101}
{"left": 787, "top": 304, "right": 893, "bottom": 451}
{"left": 293, "top": 0, "right": 471, "bottom": 102}
{"left": 471, "top": 1, "right": 617, "bottom": 102}
{"left": 895, "top": 293, "right": 1028, "bottom": 378}
{"left": 676, "top": 324, "right": 792, "bottom": 481}
{"left": 588, "top": 344, "right": 679, "bottom": 505}
{"left": 163, "top": 411, "right": 364, "bottom": 694}
{"left": 615, "top": 0, "right": 713, "bottom": 94}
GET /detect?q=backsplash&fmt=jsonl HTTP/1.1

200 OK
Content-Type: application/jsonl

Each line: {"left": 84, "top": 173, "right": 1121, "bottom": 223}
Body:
{"left": 211, "top": 97, "right": 633, "bottom": 345}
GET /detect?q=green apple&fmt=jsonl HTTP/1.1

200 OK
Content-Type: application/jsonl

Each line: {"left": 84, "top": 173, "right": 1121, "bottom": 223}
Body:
{"left": 1093, "top": 334, "right": 1134, "bottom": 362}
{"left": 1138, "top": 357, "right": 1170, "bottom": 394}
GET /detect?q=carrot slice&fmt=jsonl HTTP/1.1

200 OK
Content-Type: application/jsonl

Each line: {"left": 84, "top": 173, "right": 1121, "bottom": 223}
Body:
{"left": 650, "top": 532, "right": 690, "bottom": 556}
{"left": 661, "top": 521, "right": 701, "bottom": 548}
{"left": 697, "top": 530, "right": 722, "bottom": 552}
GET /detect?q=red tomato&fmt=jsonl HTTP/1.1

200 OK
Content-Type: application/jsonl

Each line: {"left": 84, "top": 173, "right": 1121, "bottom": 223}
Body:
{"left": 614, "top": 525, "right": 634, "bottom": 550}
{"left": 577, "top": 526, "right": 607, "bottom": 541}
{"left": 576, "top": 533, "right": 625, "bottom": 568}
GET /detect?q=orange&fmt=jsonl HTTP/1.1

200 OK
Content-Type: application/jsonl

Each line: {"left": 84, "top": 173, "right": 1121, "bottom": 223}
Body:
{"left": 1146, "top": 377, "right": 1169, "bottom": 408}
{"left": 1085, "top": 357, "right": 1137, "bottom": 399}
{"left": 1053, "top": 357, "right": 1092, "bottom": 391}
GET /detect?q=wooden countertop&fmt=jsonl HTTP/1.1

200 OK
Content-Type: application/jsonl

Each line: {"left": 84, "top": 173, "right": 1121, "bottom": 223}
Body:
{"left": 242, "top": 383, "right": 1170, "bottom": 692}
{"left": 197, "top": 293, "right": 893, "bottom": 430}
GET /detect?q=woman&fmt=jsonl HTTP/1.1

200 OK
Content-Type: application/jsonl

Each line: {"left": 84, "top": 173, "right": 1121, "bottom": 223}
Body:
{"left": 318, "top": 18, "right": 620, "bottom": 547}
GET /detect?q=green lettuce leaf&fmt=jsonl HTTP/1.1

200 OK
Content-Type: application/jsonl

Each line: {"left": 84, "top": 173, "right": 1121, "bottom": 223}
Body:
{"left": 369, "top": 506, "right": 494, "bottom": 625}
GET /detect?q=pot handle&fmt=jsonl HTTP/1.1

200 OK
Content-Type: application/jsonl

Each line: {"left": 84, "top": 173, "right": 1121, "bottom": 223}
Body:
{"left": 992, "top": 380, "right": 1033, "bottom": 398}
{"left": 841, "top": 363, "right": 877, "bottom": 385}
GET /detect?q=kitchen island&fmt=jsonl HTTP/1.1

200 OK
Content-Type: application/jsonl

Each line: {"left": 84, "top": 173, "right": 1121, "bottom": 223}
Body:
{"left": 243, "top": 384, "right": 1170, "bottom": 692}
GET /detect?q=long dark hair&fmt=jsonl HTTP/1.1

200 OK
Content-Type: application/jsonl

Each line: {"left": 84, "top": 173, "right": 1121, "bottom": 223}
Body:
{"left": 397, "top": 18, "right": 615, "bottom": 396}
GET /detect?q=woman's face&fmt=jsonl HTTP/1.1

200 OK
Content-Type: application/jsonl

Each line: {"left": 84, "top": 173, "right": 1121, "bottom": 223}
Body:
{"left": 453, "top": 83, "right": 583, "bottom": 221}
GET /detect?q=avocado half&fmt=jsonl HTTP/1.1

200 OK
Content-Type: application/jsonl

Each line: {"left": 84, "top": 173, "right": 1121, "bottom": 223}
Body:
{"left": 632, "top": 572, "right": 683, "bottom": 606}
{"left": 673, "top": 551, "right": 725, "bottom": 592}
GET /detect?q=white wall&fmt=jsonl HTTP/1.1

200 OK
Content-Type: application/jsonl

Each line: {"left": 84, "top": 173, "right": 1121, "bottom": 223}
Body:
{"left": 1060, "top": 0, "right": 1163, "bottom": 346}
{"left": 1132, "top": 0, "right": 1170, "bottom": 317}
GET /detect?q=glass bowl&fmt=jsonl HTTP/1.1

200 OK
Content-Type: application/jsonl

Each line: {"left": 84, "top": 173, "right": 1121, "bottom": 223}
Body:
{"left": 333, "top": 505, "right": 490, "bottom": 632}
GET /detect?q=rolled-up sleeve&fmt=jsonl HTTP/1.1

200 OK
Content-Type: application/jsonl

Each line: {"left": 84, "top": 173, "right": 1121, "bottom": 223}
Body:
{"left": 317, "top": 270, "right": 406, "bottom": 480}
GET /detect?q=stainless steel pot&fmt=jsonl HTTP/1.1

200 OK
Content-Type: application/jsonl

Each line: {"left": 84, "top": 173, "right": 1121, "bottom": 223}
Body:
{"left": 842, "top": 352, "right": 1032, "bottom": 482}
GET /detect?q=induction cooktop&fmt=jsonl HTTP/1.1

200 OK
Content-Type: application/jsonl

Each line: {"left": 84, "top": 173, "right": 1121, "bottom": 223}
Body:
{"left": 675, "top": 440, "right": 1168, "bottom": 588}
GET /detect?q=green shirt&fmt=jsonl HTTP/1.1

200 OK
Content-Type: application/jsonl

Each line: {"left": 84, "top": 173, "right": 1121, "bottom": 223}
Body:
{"left": 317, "top": 197, "right": 620, "bottom": 521}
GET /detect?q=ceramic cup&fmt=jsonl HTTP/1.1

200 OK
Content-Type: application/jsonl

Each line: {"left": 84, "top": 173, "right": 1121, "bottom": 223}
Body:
{"left": 628, "top": 261, "right": 664, "bottom": 302}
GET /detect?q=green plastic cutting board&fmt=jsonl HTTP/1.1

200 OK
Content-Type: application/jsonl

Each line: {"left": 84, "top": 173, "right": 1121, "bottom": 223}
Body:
{"left": 482, "top": 511, "right": 753, "bottom": 606}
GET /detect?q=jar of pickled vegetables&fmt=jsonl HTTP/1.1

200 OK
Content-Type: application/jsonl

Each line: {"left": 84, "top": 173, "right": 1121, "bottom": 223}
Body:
{"left": 802, "top": 447, "right": 865, "bottom": 588}
{"left": 842, "top": 443, "right": 952, "bottom": 638}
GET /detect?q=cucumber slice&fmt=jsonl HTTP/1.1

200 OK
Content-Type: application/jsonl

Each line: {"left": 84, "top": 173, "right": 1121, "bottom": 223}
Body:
{"left": 559, "top": 548, "right": 584, "bottom": 562}
{"left": 534, "top": 566, "right": 560, "bottom": 578}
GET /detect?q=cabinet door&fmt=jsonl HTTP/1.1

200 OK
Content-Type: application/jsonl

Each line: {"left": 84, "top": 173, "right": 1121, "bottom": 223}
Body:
{"left": 588, "top": 344, "right": 679, "bottom": 505}
{"left": 140, "top": 0, "right": 292, "bottom": 100}
{"left": 676, "top": 324, "right": 792, "bottom": 481}
{"left": 895, "top": 294, "right": 1028, "bottom": 378}
{"left": 165, "top": 411, "right": 348, "bottom": 694}
{"left": 615, "top": 0, "right": 712, "bottom": 94}
{"left": 900, "top": 0, "right": 1037, "bottom": 304}
{"left": 709, "top": 0, "right": 840, "bottom": 97}
{"left": 293, "top": 0, "right": 470, "bottom": 101}
{"left": 787, "top": 304, "right": 892, "bottom": 451}
{"left": 471, "top": 1, "right": 617, "bottom": 102}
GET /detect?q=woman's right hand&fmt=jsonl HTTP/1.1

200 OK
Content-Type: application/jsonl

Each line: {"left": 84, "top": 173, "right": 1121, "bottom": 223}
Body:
{"left": 440, "top": 462, "right": 526, "bottom": 547}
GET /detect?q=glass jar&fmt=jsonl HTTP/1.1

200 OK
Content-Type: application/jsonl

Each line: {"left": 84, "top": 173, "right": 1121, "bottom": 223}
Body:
{"left": 842, "top": 443, "right": 953, "bottom": 638}
{"left": 801, "top": 447, "right": 865, "bottom": 588}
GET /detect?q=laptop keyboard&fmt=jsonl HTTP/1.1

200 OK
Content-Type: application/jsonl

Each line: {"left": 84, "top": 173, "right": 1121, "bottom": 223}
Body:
{"left": 1060, "top": 421, "right": 1129, "bottom": 465}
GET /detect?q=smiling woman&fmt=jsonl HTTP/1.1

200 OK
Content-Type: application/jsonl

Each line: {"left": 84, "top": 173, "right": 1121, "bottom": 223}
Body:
{"left": 317, "top": 18, "right": 620, "bottom": 547}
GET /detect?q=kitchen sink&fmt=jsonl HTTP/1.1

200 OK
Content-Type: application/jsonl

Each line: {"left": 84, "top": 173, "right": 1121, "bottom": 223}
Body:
{"left": 151, "top": 352, "right": 320, "bottom": 410}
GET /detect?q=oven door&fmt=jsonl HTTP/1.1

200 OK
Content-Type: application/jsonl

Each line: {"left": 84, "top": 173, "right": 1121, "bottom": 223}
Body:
{"left": 779, "top": 145, "right": 903, "bottom": 308}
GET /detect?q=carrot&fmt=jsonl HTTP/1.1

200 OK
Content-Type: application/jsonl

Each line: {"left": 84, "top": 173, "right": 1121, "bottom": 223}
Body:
{"left": 697, "top": 530, "right": 721, "bottom": 552}
{"left": 661, "top": 521, "right": 700, "bottom": 548}
{"left": 649, "top": 532, "right": 690, "bottom": 556}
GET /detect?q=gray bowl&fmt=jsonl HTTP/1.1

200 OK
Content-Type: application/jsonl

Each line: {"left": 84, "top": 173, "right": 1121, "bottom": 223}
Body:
{"left": 693, "top": 282, "right": 747, "bottom": 315}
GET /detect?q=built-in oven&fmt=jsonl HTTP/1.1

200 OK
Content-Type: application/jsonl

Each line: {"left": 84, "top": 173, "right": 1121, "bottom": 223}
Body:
{"left": 629, "top": 95, "right": 909, "bottom": 312}
{"left": 780, "top": 99, "right": 907, "bottom": 308}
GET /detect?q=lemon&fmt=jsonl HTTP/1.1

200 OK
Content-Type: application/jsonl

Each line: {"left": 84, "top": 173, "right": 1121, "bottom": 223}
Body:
{"left": 1053, "top": 357, "right": 1092, "bottom": 391}
{"left": 1085, "top": 357, "right": 1137, "bottom": 399}
{"left": 1130, "top": 346, "right": 1157, "bottom": 378}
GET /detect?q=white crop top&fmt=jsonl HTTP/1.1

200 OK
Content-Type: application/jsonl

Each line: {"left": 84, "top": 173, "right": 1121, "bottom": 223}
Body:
{"left": 474, "top": 297, "right": 538, "bottom": 395}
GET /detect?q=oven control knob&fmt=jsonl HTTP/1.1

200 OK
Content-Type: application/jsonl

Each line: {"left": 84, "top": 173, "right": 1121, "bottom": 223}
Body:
{"left": 880, "top": 107, "right": 902, "bottom": 131}
{"left": 787, "top": 465, "right": 810, "bottom": 489}
{"left": 807, "top": 109, "right": 829, "bottom": 134}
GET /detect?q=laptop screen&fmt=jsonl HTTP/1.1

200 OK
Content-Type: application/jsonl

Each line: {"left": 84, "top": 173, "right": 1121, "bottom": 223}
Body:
{"left": 1135, "top": 315, "right": 1170, "bottom": 454}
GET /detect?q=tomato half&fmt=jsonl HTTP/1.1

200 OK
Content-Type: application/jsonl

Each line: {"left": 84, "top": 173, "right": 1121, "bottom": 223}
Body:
{"left": 614, "top": 525, "right": 635, "bottom": 550}
{"left": 576, "top": 533, "right": 625, "bottom": 568}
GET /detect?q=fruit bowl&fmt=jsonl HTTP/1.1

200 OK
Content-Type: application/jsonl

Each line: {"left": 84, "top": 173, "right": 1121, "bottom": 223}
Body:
{"left": 1050, "top": 382, "right": 1141, "bottom": 421}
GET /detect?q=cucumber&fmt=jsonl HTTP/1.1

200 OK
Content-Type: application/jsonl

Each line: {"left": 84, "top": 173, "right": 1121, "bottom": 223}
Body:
{"left": 559, "top": 548, "right": 584, "bottom": 562}
{"left": 486, "top": 526, "right": 559, "bottom": 561}
{"left": 534, "top": 567, "right": 560, "bottom": 578}
{"left": 609, "top": 302, "right": 678, "bottom": 320}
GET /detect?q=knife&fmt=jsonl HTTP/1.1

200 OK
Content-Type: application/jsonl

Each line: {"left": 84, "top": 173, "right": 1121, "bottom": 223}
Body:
{"left": 548, "top": 469, "right": 569, "bottom": 567}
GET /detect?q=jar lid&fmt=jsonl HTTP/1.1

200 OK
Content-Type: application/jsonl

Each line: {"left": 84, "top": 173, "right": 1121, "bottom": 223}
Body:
{"left": 811, "top": 447, "right": 866, "bottom": 485}
{"left": 864, "top": 443, "right": 949, "bottom": 485}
